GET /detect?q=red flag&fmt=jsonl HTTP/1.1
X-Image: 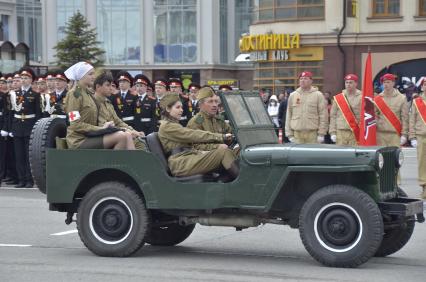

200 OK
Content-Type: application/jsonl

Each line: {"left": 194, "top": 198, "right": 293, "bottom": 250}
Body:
{"left": 359, "top": 52, "right": 377, "bottom": 145}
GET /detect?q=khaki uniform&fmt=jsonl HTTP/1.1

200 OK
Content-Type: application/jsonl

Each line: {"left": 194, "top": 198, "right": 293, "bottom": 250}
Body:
{"left": 285, "top": 86, "right": 328, "bottom": 144}
{"left": 375, "top": 89, "right": 409, "bottom": 147}
{"left": 329, "top": 89, "right": 362, "bottom": 146}
{"left": 65, "top": 86, "right": 103, "bottom": 149}
{"left": 409, "top": 93, "right": 426, "bottom": 190}
{"left": 158, "top": 118, "right": 235, "bottom": 177}
{"left": 187, "top": 111, "right": 232, "bottom": 151}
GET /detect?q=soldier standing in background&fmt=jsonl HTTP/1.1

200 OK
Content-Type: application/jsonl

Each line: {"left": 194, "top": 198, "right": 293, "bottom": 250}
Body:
{"left": 110, "top": 71, "right": 138, "bottom": 128}
{"left": 329, "top": 74, "right": 362, "bottom": 146}
{"left": 46, "top": 73, "right": 56, "bottom": 94}
{"left": 409, "top": 78, "right": 426, "bottom": 199}
{"left": 11, "top": 68, "right": 42, "bottom": 188}
{"left": 48, "top": 73, "right": 69, "bottom": 120}
{"left": 134, "top": 74, "right": 157, "bottom": 135}
{"left": 285, "top": 71, "right": 328, "bottom": 144}
{"left": 36, "top": 76, "right": 50, "bottom": 117}
{"left": 169, "top": 78, "right": 190, "bottom": 126}
{"left": 188, "top": 83, "right": 200, "bottom": 117}
{"left": 0, "top": 76, "right": 8, "bottom": 184}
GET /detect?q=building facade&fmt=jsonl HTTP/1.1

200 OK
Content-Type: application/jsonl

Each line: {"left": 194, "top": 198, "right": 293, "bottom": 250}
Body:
{"left": 40, "top": 0, "right": 255, "bottom": 89}
{"left": 247, "top": 0, "right": 426, "bottom": 95}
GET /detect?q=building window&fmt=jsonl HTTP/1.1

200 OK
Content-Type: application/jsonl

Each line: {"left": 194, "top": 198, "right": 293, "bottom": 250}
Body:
{"left": 154, "top": 0, "right": 197, "bottom": 64}
{"left": 420, "top": 0, "right": 426, "bottom": 16}
{"left": 0, "top": 15, "right": 10, "bottom": 41}
{"left": 254, "top": 61, "right": 323, "bottom": 95}
{"left": 16, "top": 0, "right": 42, "bottom": 62}
{"left": 372, "top": 0, "right": 400, "bottom": 17}
{"left": 235, "top": 0, "right": 254, "bottom": 57}
{"left": 57, "top": 0, "right": 82, "bottom": 41}
{"left": 97, "top": 0, "right": 141, "bottom": 65}
{"left": 253, "top": 0, "right": 324, "bottom": 23}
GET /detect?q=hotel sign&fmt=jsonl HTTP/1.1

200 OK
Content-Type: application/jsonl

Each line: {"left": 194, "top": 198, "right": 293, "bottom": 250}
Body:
{"left": 239, "top": 33, "right": 300, "bottom": 52}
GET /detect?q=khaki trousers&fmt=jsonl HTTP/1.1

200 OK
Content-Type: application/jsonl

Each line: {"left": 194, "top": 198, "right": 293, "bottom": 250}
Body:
{"left": 417, "top": 135, "right": 426, "bottom": 187}
{"left": 294, "top": 130, "right": 318, "bottom": 144}
{"left": 377, "top": 131, "right": 400, "bottom": 147}
{"left": 336, "top": 130, "right": 357, "bottom": 146}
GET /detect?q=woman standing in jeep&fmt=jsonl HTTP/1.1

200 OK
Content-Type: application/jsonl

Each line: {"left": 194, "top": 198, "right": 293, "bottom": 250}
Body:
{"left": 64, "top": 62, "right": 134, "bottom": 150}
{"left": 158, "top": 93, "right": 238, "bottom": 180}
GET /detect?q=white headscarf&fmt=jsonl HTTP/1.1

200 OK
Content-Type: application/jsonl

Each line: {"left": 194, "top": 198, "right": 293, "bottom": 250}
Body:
{"left": 64, "top": 62, "right": 94, "bottom": 81}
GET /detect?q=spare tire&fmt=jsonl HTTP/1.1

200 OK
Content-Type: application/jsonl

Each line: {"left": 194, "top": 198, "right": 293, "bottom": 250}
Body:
{"left": 30, "top": 117, "right": 67, "bottom": 194}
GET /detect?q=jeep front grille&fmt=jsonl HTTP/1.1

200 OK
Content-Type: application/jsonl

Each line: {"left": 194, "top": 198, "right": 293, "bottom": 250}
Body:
{"left": 379, "top": 149, "right": 398, "bottom": 194}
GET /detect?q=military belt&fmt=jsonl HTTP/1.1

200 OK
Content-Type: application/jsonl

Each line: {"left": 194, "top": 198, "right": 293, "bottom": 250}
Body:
{"left": 14, "top": 114, "right": 36, "bottom": 120}
{"left": 122, "top": 116, "right": 135, "bottom": 121}
{"left": 50, "top": 114, "right": 67, "bottom": 119}
{"left": 140, "top": 118, "right": 152, "bottom": 122}
{"left": 169, "top": 146, "right": 192, "bottom": 157}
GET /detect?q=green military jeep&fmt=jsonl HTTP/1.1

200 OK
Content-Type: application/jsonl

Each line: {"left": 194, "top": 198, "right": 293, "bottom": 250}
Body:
{"left": 30, "top": 91, "right": 424, "bottom": 268}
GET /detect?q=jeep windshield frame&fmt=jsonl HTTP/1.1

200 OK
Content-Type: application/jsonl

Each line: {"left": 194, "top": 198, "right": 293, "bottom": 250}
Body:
{"left": 218, "top": 90, "right": 278, "bottom": 148}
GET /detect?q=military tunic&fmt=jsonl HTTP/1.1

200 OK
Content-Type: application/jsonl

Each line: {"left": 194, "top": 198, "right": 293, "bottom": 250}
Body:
{"left": 329, "top": 89, "right": 362, "bottom": 146}
{"left": 187, "top": 111, "right": 232, "bottom": 151}
{"left": 110, "top": 91, "right": 138, "bottom": 127}
{"left": 134, "top": 94, "right": 157, "bottom": 135}
{"left": 375, "top": 89, "right": 409, "bottom": 146}
{"left": 158, "top": 118, "right": 235, "bottom": 177}
{"left": 45, "top": 89, "right": 68, "bottom": 119}
{"left": 178, "top": 93, "right": 191, "bottom": 127}
{"left": 285, "top": 86, "right": 328, "bottom": 144}
{"left": 409, "top": 93, "right": 426, "bottom": 189}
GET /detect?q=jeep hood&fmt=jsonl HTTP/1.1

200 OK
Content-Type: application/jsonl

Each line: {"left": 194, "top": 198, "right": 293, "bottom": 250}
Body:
{"left": 241, "top": 144, "right": 381, "bottom": 166}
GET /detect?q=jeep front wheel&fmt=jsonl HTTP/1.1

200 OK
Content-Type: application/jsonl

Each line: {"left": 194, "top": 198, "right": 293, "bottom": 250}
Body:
{"left": 299, "top": 185, "right": 383, "bottom": 268}
{"left": 77, "top": 181, "right": 150, "bottom": 257}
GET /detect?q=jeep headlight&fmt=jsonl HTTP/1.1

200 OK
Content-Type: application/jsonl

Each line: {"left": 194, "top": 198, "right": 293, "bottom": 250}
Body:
{"left": 395, "top": 149, "right": 404, "bottom": 168}
{"left": 377, "top": 153, "right": 384, "bottom": 170}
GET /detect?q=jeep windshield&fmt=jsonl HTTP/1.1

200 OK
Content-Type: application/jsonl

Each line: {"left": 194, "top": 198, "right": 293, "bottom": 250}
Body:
{"left": 219, "top": 91, "right": 278, "bottom": 148}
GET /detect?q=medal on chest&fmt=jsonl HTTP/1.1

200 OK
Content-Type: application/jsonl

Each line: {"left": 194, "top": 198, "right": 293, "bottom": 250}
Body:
{"left": 188, "top": 100, "right": 193, "bottom": 112}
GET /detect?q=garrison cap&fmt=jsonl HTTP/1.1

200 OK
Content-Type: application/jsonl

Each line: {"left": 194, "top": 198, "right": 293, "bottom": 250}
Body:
{"left": 134, "top": 74, "right": 151, "bottom": 86}
{"left": 159, "top": 92, "right": 180, "bottom": 110}
{"left": 380, "top": 73, "right": 396, "bottom": 83}
{"left": 197, "top": 86, "right": 216, "bottom": 100}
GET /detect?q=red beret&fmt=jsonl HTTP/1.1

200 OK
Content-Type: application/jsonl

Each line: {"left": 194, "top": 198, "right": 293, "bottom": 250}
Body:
{"left": 344, "top": 74, "right": 358, "bottom": 82}
{"left": 299, "top": 71, "right": 313, "bottom": 79}
{"left": 380, "top": 73, "right": 396, "bottom": 83}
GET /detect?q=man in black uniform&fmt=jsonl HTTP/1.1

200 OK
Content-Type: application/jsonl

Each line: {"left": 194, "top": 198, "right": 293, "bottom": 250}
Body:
{"left": 11, "top": 68, "right": 42, "bottom": 188}
{"left": 110, "top": 71, "right": 138, "bottom": 128}
{"left": 133, "top": 74, "right": 157, "bottom": 135}
{"left": 154, "top": 79, "right": 169, "bottom": 122}
{"left": 188, "top": 83, "right": 200, "bottom": 117}
{"left": 3, "top": 74, "right": 18, "bottom": 185}
{"left": 168, "top": 78, "right": 190, "bottom": 126}
{"left": 49, "top": 73, "right": 69, "bottom": 120}
{"left": 0, "top": 75, "right": 8, "bottom": 184}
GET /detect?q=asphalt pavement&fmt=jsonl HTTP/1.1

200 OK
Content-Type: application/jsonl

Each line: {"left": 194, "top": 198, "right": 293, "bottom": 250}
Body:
{"left": 0, "top": 148, "right": 425, "bottom": 282}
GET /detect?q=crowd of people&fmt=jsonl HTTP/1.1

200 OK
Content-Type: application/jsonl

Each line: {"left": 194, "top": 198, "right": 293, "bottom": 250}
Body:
{"left": 0, "top": 63, "right": 425, "bottom": 198}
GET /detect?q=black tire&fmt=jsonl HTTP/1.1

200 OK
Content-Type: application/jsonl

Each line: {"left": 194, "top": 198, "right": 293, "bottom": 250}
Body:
{"left": 374, "top": 188, "right": 415, "bottom": 257}
{"left": 77, "top": 181, "right": 150, "bottom": 257}
{"left": 299, "top": 185, "right": 383, "bottom": 268}
{"left": 29, "top": 117, "right": 67, "bottom": 194}
{"left": 146, "top": 212, "right": 195, "bottom": 246}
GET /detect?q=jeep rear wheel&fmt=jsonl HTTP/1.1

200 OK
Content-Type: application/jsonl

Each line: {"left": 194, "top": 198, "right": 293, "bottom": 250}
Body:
{"left": 77, "top": 181, "right": 149, "bottom": 257}
{"left": 299, "top": 185, "right": 383, "bottom": 268}
{"left": 374, "top": 188, "right": 415, "bottom": 257}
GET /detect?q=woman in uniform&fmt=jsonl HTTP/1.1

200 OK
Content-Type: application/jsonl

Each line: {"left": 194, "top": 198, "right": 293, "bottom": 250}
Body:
{"left": 64, "top": 62, "right": 135, "bottom": 150}
{"left": 158, "top": 93, "right": 239, "bottom": 181}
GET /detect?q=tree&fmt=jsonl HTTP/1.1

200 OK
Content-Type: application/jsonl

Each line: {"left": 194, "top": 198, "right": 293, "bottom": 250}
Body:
{"left": 53, "top": 11, "right": 105, "bottom": 69}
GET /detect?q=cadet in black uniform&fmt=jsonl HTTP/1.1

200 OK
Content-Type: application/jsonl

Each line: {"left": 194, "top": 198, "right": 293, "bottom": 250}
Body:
{"left": 0, "top": 75, "right": 8, "bottom": 183}
{"left": 3, "top": 74, "right": 18, "bottom": 185}
{"left": 134, "top": 74, "right": 158, "bottom": 135}
{"left": 12, "top": 68, "right": 42, "bottom": 188}
{"left": 110, "top": 71, "right": 138, "bottom": 128}
{"left": 188, "top": 83, "right": 200, "bottom": 117}
{"left": 168, "top": 78, "right": 190, "bottom": 126}
{"left": 50, "top": 73, "right": 69, "bottom": 119}
{"left": 154, "top": 79, "right": 169, "bottom": 122}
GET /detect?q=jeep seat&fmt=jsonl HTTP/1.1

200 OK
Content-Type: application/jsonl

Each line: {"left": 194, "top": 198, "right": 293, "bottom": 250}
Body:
{"left": 146, "top": 133, "right": 219, "bottom": 183}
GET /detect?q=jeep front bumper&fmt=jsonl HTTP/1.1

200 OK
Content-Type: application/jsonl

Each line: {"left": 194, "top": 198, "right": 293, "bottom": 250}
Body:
{"left": 378, "top": 197, "right": 425, "bottom": 222}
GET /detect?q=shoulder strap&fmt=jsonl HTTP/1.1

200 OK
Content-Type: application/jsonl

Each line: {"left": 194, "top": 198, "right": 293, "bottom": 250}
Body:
{"left": 374, "top": 95, "right": 402, "bottom": 135}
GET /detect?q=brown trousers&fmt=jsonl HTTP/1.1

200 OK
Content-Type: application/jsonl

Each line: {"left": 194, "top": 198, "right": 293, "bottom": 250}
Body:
{"left": 294, "top": 130, "right": 318, "bottom": 144}
{"left": 336, "top": 130, "right": 357, "bottom": 146}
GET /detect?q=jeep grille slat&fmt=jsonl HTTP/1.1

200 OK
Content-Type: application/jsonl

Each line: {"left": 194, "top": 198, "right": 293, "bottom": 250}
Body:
{"left": 379, "top": 150, "right": 397, "bottom": 193}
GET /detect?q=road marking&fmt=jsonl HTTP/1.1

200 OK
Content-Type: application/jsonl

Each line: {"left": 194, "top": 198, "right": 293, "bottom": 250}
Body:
{"left": 50, "top": 230, "right": 78, "bottom": 236}
{"left": 0, "top": 244, "right": 32, "bottom": 247}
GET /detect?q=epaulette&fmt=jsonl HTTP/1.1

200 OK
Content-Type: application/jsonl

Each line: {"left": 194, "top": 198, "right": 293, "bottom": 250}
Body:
{"left": 180, "top": 93, "right": 189, "bottom": 100}
{"left": 195, "top": 114, "right": 204, "bottom": 124}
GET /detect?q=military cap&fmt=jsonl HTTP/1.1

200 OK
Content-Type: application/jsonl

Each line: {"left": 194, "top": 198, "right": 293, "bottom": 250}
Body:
{"left": 197, "top": 86, "right": 216, "bottom": 100}
{"left": 218, "top": 85, "right": 232, "bottom": 91}
{"left": 380, "top": 73, "right": 396, "bottom": 83}
{"left": 168, "top": 78, "right": 184, "bottom": 91}
{"left": 159, "top": 92, "right": 180, "bottom": 110}
{"left": 134, "top": 74, "right": 151, "bottom": 86}
{"left": 13, "top": 72, "right": 21, "bottom": 79}
{"left": 20, "top": 67, "right": 36, "bottom": 81}
{"left": 35, "top": 76, "right": 46, "bottom": 83}
{"left": 155, "top": 79, "right": 168, "bottom": 89}
{"left": 116, "top": 71, "right": 133, "bottom": 86}
{"left": 45, "top": 70, "right": 56, "bottom": 80}
{"left": 56, "top": 72, "right": 69, "bottom": 82}
{"left": 6, "top": 73, "right": 13, "bottom": 81}
{"left": 0, "top": 76, "right": 6, "bottom": 83}
{"left": 344, "top": 74, "right": 358, "bottom": 82}
{"left": 299, "top": 71, "right": 313, "bottom": 79}
{"left": 188, "top": 83, "right": 200, "bottom": 91}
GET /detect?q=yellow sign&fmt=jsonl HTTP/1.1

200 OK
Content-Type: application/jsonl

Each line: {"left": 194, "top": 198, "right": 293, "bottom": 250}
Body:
{"left": 250, "top": 47, "right": 323, "bottom": 62}
{"left": 207, "top": 80, "right": 238, "bottom": 87}
{"left": 239, "top": 33, "right": 300, "bottom": 52}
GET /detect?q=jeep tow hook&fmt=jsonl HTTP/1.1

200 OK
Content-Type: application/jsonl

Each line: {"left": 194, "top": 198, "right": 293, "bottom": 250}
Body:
{"left": 65, "top": 212, "right": 75, "bottom": 225}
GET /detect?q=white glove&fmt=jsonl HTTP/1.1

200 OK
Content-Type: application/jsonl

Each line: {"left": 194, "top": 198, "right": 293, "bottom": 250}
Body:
{"left": 0, "top": 130, "right": 8, "bottom": 137}
{"left": 400, "top": 136, "right": 407, "bottom": 145}
{"left": 289, "top": 137, "right": 295, "bottom": 143}
{"left": 331, "top": 135, "right": 337, "bottom": 143}
{"left": 317, "top": 136, "right": 325, "bottom": 143}
{"left": 8, "top": 132, "right": 13, "bottom": 138}
{"left": 411, "top": 139, "right": 417, "bottom": 148}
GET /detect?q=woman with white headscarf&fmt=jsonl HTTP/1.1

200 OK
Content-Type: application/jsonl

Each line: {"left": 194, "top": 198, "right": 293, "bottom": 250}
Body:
{"left": 64, "top": 62, "right": 135, "bottom": 150}
{"left": 267, "top": 94, "right": 280, "bottom": 128}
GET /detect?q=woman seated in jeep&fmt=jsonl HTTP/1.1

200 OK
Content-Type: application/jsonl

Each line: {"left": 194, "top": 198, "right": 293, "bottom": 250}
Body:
{"left": 158, "top": 93, "right": 239, "bottom": 181}
{"left": 63, "top": 62, "right": 135, "bottom": 150}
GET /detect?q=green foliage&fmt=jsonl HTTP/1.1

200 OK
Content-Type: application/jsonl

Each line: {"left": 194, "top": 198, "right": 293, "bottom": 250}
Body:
{"left": 53, "top": 11, "right": 105, "bottom": 69}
